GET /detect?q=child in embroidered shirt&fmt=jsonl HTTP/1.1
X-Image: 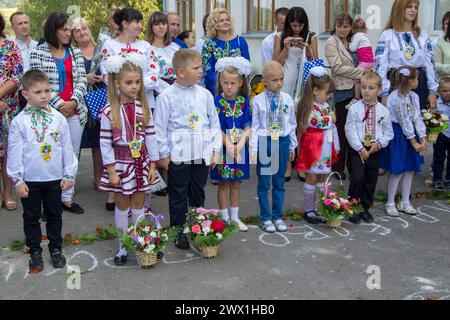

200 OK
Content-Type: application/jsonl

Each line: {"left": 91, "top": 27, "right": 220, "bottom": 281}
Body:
{"left": 379, "top": 66, "right": 427, "bottom": 217}
{"left": 349, "top": 17, "right": 375, "bottom": 103}
{"left": 99, "top": 52, "right": 159, "bottom": 266}
{"left": 294, "top": 66, "right": 339, "bottom": 224}
{"left": 250, "top": 61, "right": 298, "bottom": 233}
{"left": 432, "top": 77, "right": 450, "bottom": 191}
{"left": 7, "top": 70, "right": 77, "bottom": 273}
{"left": 345, "top": 71, "right": 394, "bottom": 224}
{"left": 210, "top": 57, "right": 252, "bottom": 232}
{"left": 154, "top": 49, "right": 222, "bottom": 250}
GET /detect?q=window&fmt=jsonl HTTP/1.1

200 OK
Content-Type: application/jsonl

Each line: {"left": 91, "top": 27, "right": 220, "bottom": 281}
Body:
{"left": 206, "top": 0, "right": 230, "bottom": 13}
{"left": 177, "top": 0, "right": 195, "bottom": 31}
{"left": 326, "top": 0, "right": 362, "bottom": 32}
{"left": 435, "top": 0, "right": 450, "bottom": 30}
{"left": 247, "top": 0, "right": 275, "bottom": 33}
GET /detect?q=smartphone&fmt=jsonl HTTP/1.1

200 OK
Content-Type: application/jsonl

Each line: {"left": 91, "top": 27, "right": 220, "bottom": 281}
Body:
{"left": 291, "top": 37, "right": 304, "bottom": 47}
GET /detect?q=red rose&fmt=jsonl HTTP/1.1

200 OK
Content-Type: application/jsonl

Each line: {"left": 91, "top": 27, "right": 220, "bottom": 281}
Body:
{"left": 168, "top": 68, "right": 173, "bottom": 75}
{"left": 154, "top": 237, "right": 161, "bottom": 245}
{"left": 310, "top": 118, "right": 318, "bottom": 126}
{"left": 211, "top": 220, "right": 226, "bottom": 233}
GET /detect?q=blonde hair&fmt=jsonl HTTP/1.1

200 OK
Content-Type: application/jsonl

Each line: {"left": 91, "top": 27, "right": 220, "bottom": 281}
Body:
{"left": 261, "top": 60, "right": 283, "bottom": 79}
{"left": 297, "top": 74, "right": 335, "bottom": 135}
{"left": 217, "top": 68, "right": 250, "bottom": 98}
{"left": 385, "top": 0, "right": 421, "bottom": 37}
{"left": 172, "top": 49, "right": 201, "bottom": 72}
{"left": 206, "top": 8, "right": 234, "bottom": 39}
{"left": 361, "top": 70, "right": 382, "bottom": 88}
{"left": 71, "top": 17, "right": 96, "bottom": 47}
{"left": 107, "top": 62, "right": 150, "bottom": 130}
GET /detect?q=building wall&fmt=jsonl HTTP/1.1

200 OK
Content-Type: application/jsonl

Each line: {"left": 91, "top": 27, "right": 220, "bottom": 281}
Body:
{"left": 166, "top": 0, "right": 442, "bottom": 74}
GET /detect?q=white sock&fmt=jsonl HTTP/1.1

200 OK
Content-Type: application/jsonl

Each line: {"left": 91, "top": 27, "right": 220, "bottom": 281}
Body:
{"left": 220, "top": 208, "right": 230, "bottom": 221}
{"left": 387, "top": 174, "right": 403, "bottom": 206}
{"left": 131, "top": 208, "right": 145, "bottom": 225}
{"left": 304, "top": 183, "right": 317, "bottom": 214}
{"left": 401, "top": 173, "right": 414, "bottom": 205}
{"left": 114, "top": 207, "right": 129, "bottom": 257}
{"left": 230, "top": 207, "right": 240, "bottom": 222}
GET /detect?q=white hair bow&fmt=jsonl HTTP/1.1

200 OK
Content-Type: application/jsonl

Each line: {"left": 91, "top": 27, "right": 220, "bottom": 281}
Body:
{"left": 309, "top": 66, "right": 328, "bottom": 78}
{"left": 103, "top": 47, "right": 147, "bottom": 74}
{"left": 215, "top": 57, "right": 252, "bottom": 77}
{"left": 399, "top": 68, "right": 411, "bottom": 76}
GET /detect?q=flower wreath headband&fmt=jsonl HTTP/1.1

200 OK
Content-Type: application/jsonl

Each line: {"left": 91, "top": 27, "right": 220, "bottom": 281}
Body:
{"left": 103, "top": 47, "right": 147, "bottom": 74}
{"left": 215, "top": 57, "right": 252, "bottom": 77}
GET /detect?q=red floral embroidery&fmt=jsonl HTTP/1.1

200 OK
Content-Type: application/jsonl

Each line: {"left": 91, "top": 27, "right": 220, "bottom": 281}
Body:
{"left": 310, "top": 118, "right": 318, "bottom": 127}
{"left": 151, "top": 76, "right": 157, "bottom": 81}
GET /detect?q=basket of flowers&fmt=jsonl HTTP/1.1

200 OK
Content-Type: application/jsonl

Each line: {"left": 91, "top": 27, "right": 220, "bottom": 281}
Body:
{"left": 123, "top": 212, "right": 176, "bottom": 268}
{"left": 184, "top": 207, "right": 238, "bottom": 258}
{"left": 422, "top": 109, "right": 449, "bottom": 143}
{"left": 317, "top": 172, "right": 360, "bottom": 228}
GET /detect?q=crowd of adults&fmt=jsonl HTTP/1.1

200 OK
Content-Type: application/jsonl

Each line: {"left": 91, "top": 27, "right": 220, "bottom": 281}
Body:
{"left": 0, "top": 0, "right": 449, "bottom": 213}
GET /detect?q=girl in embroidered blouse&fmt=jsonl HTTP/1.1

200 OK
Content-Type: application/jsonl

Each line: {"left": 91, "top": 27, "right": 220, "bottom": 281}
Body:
{"left": 295, "top": 67, "right": 338, "bottom": 225}
{"left": 380, "top": 66, "right": 427, "bottom": 217}
{"left": 210, "top": 57, "right": 252, "bottom": 232}
{"left": 99, "top": 53, "right": 159, "bottom": 266}
{"left": 375, "top": 0, "right": 438, "bottom": 109}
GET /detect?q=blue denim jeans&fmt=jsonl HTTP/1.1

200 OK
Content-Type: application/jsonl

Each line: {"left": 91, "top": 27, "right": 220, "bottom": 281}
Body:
{"left": 256, "top": 136, "right": 290, "bottom": 222}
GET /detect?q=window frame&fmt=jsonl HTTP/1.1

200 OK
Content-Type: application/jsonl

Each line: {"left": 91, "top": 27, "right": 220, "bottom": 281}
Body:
{"left": 177, "top": 0, "right": 194, "bottom": 31}
{"left": 206, "top": 0, "right": 230, "bottom": 13}
{"left": 434, "top": 0, "right": 450, "bottom": 31}
{"left": 246, "top": 0, "right": 276, "bottom": 33}
{"left": 325, "top": 0, "right": 361, "bottom": 32}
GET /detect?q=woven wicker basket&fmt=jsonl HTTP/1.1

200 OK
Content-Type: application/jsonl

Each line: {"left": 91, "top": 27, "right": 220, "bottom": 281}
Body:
{"left": 136, "top": 251, "right": 158, "bottom": 268}
{"left": 326, "top": 219, "right": 342, "bottom": 228}
{"left": 199, "top": 244, "right": 219, "bottom": 258}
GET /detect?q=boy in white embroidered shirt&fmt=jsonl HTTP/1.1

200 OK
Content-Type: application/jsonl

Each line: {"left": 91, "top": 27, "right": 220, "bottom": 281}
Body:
{"left": 154, "top": 49, "right": 222, "bottom": 250}
{"left": 345, "top": 71, "right": 394, "bottom": 223}
{"left": 7, "top": 70, "right": 77, "bottom": 273}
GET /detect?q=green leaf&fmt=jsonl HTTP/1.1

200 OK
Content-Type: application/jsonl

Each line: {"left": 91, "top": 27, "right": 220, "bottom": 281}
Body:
{"left": 8, "top": 240, "right": 25, "bottom": 252}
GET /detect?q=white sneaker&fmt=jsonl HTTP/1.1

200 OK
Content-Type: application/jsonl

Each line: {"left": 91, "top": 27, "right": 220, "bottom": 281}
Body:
{"left": 397, "top": 202, "right": 418, "bottom": 215}
{"left": 232, "top": 218, "right": 249, "bottom": 232}
{"left": 274, "top": 219, "right": 288, "bottom": 232}
{"left": 385, "top": 204, "right": 400, "bottom": 217}
{"left": 261, "top": 220, "right": 276, "bottom": 233}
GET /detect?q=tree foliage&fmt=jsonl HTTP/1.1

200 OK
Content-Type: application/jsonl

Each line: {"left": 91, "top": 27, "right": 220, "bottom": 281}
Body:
{"left": 19, "top": 0, "right": 162, "bottom": 41}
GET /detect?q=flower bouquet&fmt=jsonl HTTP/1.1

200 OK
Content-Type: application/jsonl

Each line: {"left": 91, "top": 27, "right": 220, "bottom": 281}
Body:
{"left": 184, "top": 207, "right": 238, "bottom": 258}
{"left": 123, "top": 213, "right": 176, "bottom": 268}
{"left": 317, "top": 172, "right": 360, "bottom": 228}
{"left": 422, "top": 109, "right": 449, "bottom": 143}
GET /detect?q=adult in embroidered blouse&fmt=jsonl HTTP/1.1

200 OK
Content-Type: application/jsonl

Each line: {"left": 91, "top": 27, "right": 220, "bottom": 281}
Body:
{"left": 202, "top": 8, "right": 251, "bottom": 96}
{"left": 146, "top": 12, "right": 180, "bottom": 85}
{"left": 435, "top": 12, "right": 450, "bottom": 79}
{"left": 375, "top": 0, "right": 438, "bottom": 108}
{"left": 30, "top": 12, "right": 87, "bottom": 214}
{"left": 0, "top": 13, "right": 24, "bottom": 211}
{"left": 100, "top": 8, "right": 164, "bottom": 107}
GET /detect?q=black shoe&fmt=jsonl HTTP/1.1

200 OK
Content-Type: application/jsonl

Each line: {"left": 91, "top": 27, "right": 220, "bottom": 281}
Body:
{"left": 359, "top": 211, "right": 374, "bottom": 223}
{"left": 349, "top": 214, "right": 362, "bottom": 224}
{"left": 40, "top": 213, "right": 47, "bottom": 222}
{"left": 303, "top": 211, "right": 320, "bottom": 225}
{"left": 434, "top": 181, "right": 445, "bottom": 192}
{"left": 50, "top": 249, "right": 66, "bottom": 269}
{"left": 61, "top": 202, "right": 84, "bottom": 214}
{"left": 153, "top": 188, "right": 168, "bottom": 197}
{"left": 297, "top": 173, "right": 306, "bottom": 182}
{"left": 157, "top": 251, "right": 164, "bottom": 259}
{"left": 29, "top": 251, "right": 44, "bottom": 272}
{"left": 105, "top": 202, "right": 115, "bottom": 211}
{"left": 175, "top": 232, "right": 190, "bottom": 250}
{"left": 113, "top": 252, "right": 128, "bottom": 266}
{"left": 285, "top": 176, "right": 291, "bottom": 182}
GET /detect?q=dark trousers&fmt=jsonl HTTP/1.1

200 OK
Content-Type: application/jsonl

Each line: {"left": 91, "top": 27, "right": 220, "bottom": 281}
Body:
{"left": 332, "top": 98, "right": 352, "bottom": 174}
{"left": 21, "top": 180, "right": 62, "bottom": 254}
{"left": 432, "top": 134, "right": 450, "bottom": 183}
{"left": 168, "top": 161, "right": 209, "bottom": 227}
{"left": 348, "top": 149, "right": 380, "bottom": 211}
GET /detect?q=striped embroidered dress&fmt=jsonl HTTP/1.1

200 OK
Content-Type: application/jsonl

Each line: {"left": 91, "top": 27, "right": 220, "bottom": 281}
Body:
{"left": 99, "top": 100, "right": 162, "bottom": 195}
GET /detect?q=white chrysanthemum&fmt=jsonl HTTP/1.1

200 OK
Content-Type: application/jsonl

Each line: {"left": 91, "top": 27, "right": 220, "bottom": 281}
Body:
{"left": 150, "top": 232, "right": 156, "bottom": 238}
{"left": 442, "top": 115, "right": 449, "bottom": 121}
{"left": 215, "top": 57, "right": 252, "bottom": 76}
{"left": 143, "top": 226, "right": 150, "bottom": 233}
{"left": 423, "top": 113, "right": 433, "bottom": 120}
{"left": 216, "top": 233, "right": 223, "bottom": 240}
{"left": 198, "top": 215, "right": 205, "bottom": 221}
{"left": 138, "top": 236, "right": 145, "bottom": 245}
{"left": 104, "top": 51, "right": 146, "bottom": 74}
{"left": 149, "top": 244, "right": 156, "bottom": 252}
{"left": 431, "top": 119, "right": 439, "bottom": 124}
